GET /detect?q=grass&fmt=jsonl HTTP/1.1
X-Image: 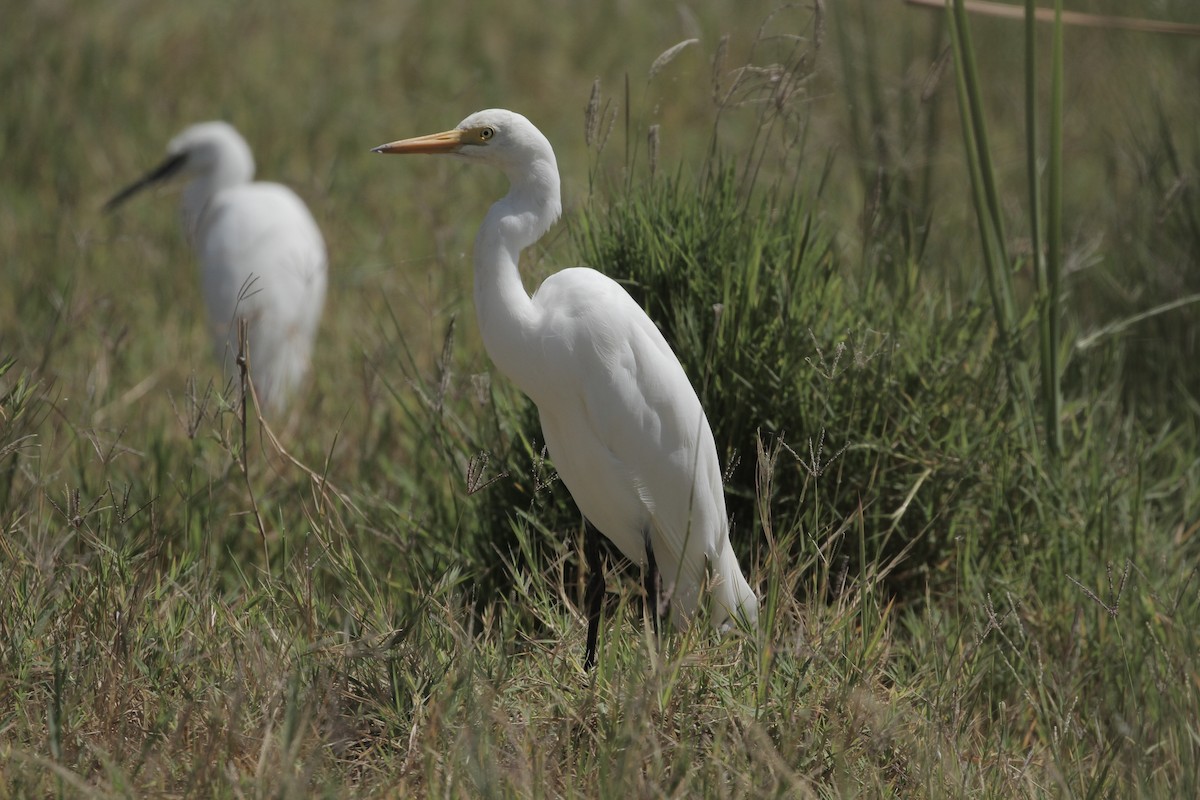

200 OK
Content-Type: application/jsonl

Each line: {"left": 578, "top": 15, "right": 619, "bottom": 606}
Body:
{"left": 3, "top": 0, "right": 1200, "bottom": 796}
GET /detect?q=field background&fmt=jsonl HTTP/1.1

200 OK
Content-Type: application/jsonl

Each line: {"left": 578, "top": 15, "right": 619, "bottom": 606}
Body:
{"left": 3, "top": 0, "right": 1200, "bottom": 796}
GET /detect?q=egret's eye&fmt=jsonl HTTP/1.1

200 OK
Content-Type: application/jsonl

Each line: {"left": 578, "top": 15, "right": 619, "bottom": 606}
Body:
{"left": 479, "top": 127, "right": 495, "bottom": 141}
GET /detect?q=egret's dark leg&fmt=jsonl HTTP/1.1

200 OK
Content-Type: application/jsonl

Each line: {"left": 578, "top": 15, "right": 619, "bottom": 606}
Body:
{"left": 583, "top": 520, "right": 605, "bottom": 670}
{"left": 644, "top": 540, "right": 662, "bottom": 640}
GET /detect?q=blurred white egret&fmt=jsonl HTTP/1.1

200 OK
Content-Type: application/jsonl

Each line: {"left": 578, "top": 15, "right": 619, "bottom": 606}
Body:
{"left": 106, "top": 121, "right": 327, "bottom": 416}
{"left": 374, "top": 109, "right": 758, "bottom": 668}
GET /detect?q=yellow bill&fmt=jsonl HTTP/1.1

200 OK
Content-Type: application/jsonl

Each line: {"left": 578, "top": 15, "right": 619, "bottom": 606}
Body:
{"left": 372, "top": 129, "right": 464, "bottom": 155}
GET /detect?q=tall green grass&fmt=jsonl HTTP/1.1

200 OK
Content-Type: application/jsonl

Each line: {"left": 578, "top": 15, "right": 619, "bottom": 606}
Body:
{"left": 947, "top": 0, "right": 1065, "bottom": 464}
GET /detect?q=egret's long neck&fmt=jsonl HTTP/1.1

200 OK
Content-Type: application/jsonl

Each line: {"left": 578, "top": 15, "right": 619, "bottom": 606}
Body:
{"left": 472, "top": 154, "right": 561, "bottom": 387}
{"left": 179, "top": 157, "right": 255, "bottom": 248}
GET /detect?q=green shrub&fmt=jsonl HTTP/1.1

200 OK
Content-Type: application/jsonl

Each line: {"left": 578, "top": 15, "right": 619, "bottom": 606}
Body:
{"left": 574, "top": 164, "right": 1018, "bottom": 597}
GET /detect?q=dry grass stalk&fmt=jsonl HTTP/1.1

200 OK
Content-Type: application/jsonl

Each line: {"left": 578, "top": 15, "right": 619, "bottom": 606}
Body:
{"left": 648, "top": 38, "right": 699, "bottom": 82}
{"left": 585, "top": 78, "right": 601, "bottom": 147}
{"left": 906, "top": 0, "right": 1200, "bottom": 37}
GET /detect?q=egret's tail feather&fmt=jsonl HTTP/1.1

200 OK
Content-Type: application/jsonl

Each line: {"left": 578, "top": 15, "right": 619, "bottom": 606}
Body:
{"left": 712, "top": 544, "right": 758, "bottom": 629}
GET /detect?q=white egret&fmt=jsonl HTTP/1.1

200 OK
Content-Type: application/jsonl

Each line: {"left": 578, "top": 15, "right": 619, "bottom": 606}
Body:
{"left": 373, "top": 109, "right": 758, "bottom": 667}
{"left": 106, "top": 121, "right": 328, "bottom": 416}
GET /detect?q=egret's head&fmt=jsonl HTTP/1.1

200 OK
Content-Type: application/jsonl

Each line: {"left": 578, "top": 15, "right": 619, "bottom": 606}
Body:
{"left": 166, "top": 121, "right": 255, "bottom": 178}
{"left": 373, "top": 109, "right": 556, "bottom": 178}
{"left": 105, "top": 120, "right": 255, "bottom": 212}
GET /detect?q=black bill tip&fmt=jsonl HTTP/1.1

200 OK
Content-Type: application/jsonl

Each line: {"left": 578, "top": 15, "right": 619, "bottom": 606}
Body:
{"left": 104, "top": 152, "right": 188, "bottom": 213}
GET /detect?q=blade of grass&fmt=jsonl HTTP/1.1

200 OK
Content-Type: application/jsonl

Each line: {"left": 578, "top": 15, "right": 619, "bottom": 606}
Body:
{"left": 1026, "top": 0, "right": 1063, "bottom": 463}
{"left": 1024, "top": 0, "right": 1047, "bottom": 432}
{"left": 951, "top": 1, "right": 1011, "bottom": 273}
{"left": 1045, "top": 0, "right": 1064, "bottom": 458}
{"left": 1074, "top": 293, "right": 1200, "bottom": 351}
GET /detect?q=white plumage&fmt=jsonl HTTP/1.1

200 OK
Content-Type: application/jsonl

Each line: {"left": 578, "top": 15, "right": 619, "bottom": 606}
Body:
{"left": 374, "top": 109, "right": 757, "bottom": 666}
{"left": 107, "top": 121, "right": 327, "bottom": 416}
